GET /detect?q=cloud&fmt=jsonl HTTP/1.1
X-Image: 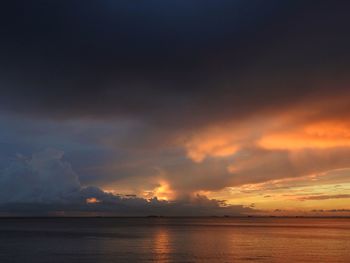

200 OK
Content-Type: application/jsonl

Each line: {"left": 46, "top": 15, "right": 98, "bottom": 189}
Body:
{"left": 298, "top": 194, "right": 350, "bottom": 201}
{"left": 172, "top": 96, "right": 350, "bottom": 192}
{"left": 227, "top": 147, "right": 350, "bottom": 186}
{"left": 311, "top": 209, "right": 350, "bottom": 213}
{"left": 0, "top": 1, "right": 350, "bottom": 214}
{"left": 0, "top": 149, "right": 253, "bottom": 216}
{"left": 0, "top": 148, "right": 80, "bottom": 203}
{"left": 0, "top": 1, "right": 350, "bottom": 127}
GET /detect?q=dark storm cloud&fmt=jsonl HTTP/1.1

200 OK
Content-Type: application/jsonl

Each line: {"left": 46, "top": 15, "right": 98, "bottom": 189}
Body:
{"left": 1, "top": 1, "right": 350, "bottom": 126}
{"left": 0, "top": 148, "right": 253, "bottom": 216}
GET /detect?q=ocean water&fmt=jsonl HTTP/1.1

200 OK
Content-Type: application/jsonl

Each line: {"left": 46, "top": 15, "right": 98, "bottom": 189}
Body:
{"left": 0, "top": 217, "right": 349, "bottom": 263}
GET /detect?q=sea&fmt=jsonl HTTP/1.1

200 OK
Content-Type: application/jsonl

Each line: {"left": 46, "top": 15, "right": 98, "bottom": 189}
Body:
{"left": 0, "top": 217, "right": 349, "bottom": 263}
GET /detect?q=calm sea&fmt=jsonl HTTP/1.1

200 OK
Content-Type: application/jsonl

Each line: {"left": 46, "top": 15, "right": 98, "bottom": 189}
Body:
{"left": 0, "top": 217, "right": 349, "bottom": 262}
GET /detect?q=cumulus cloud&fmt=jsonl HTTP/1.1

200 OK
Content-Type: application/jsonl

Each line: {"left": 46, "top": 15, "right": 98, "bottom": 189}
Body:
{"left": 0, "top": 149, "right": 253, "bottom": 216}
{"left": 0, "top": 149, "right": 80, "bottom": 203}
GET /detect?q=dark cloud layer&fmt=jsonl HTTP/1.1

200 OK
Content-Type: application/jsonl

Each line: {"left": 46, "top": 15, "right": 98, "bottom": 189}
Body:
{"left": 1, "top": 1, "right": 350, "bottom": 127}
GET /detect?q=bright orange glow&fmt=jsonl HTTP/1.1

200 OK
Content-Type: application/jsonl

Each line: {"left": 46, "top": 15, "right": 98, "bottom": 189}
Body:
{"left": 86, "top": 197, "right": 101, "bottom": 204}
{"left": 154, "top": 182, "right": 173, "bottom": 200}
{"left": 259, "top": 121, "right": 350, "bottom": 150}
{"left": 143, "top": 181, "right": 174, "bottom": 201}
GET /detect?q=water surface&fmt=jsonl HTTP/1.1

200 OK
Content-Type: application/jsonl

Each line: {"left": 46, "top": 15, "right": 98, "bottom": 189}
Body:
{"left": 0, "top": 217, "right": 349, "bottom": 262}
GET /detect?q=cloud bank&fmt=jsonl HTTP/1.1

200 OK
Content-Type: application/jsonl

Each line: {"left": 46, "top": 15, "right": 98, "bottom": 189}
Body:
{"left": 0, "top": 149, "right": 253, "bottom": 216}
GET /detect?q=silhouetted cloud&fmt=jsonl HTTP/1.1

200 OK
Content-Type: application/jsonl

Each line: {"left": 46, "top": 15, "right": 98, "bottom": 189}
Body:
{"left": 0, "top": 149, "right": 253, "bottom": 216}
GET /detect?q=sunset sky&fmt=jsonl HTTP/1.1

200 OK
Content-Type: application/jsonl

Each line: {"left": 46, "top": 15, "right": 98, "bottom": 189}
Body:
{"left": 0, "top": 1, "right": 350, "bottom": 216}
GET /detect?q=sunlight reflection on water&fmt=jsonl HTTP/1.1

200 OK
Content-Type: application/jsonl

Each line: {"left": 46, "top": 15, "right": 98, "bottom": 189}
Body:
{"left": 0, "top": 218, "right": 349, "bottom": 263}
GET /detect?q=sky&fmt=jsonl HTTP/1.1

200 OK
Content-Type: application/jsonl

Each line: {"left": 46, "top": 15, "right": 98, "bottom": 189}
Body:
{"left": 0, "top": 1, "right": 350, "bottom": 216}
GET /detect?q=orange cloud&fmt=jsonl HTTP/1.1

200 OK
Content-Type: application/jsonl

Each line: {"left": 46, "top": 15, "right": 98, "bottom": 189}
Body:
{"left": 184, "top": 126, "right": 241, "bottom": 162}
{"left": 143, "top": 181, "right": 174, "bottom": 201}
{"left": 259, "top": 121, "right": 350, "bottom": 150}
{"left": 182, "top": 95, "right": 350, "bottom": 163}
{"left": 186, "top": 138, "right": 239, "bottom": 162}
